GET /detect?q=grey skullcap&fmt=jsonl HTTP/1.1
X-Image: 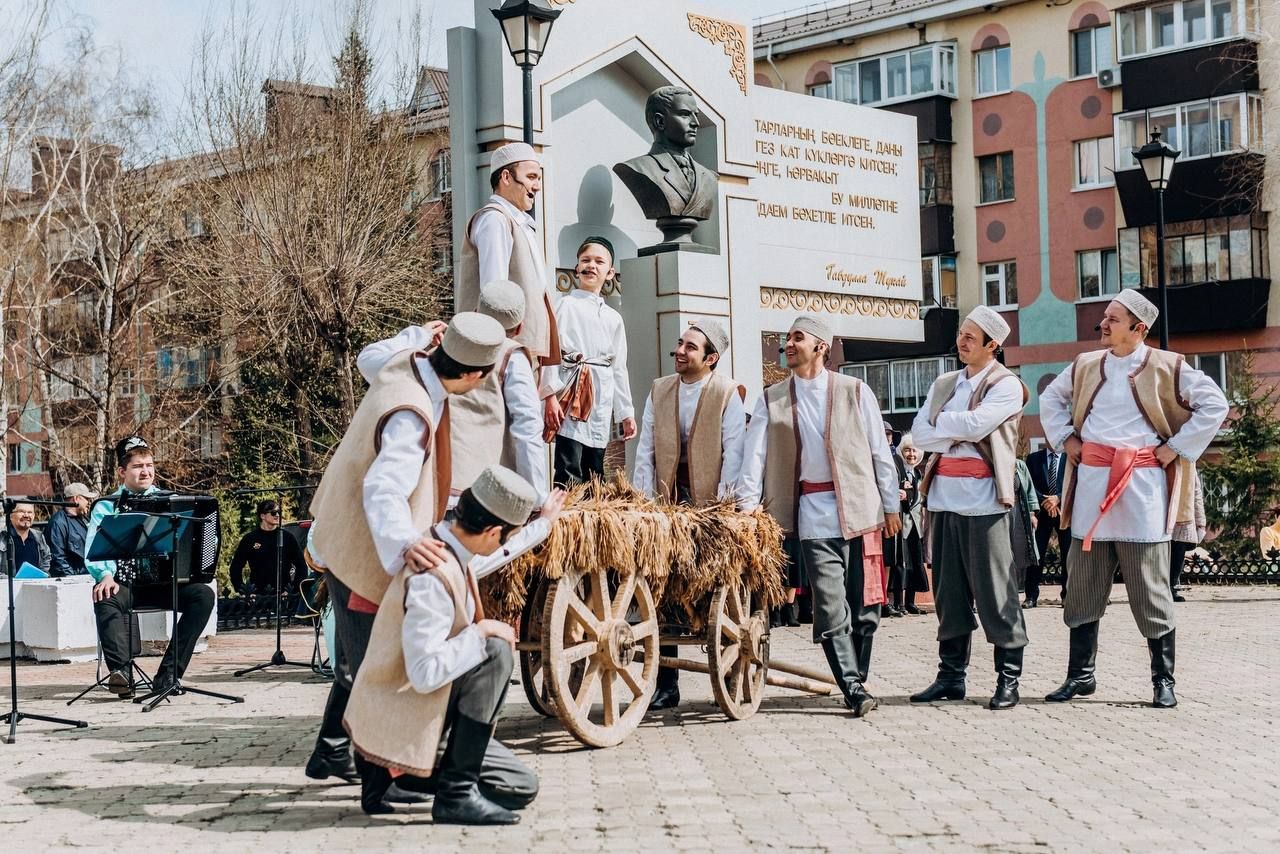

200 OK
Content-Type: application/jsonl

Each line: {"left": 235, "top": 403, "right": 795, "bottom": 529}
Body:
{"left": 788, "top": 315, "right": 833, "bottom": 347}
{"left": 470, "top": 465, "right": 538, "bottom": 526}
{"left": 965, "top": 305, "right": 1011, "bottom": 345}
{"left": 441, "top": 312, "right": 506, "bottom": 367}
{"left": 478, "top": 280, "right": 526, "bottom": 331}
{"left": 1114, "top": 288, "right": 1158, "bottom": 327}
{"left": 688, "top": 318, "right": 730, "bottom": 356}
{"left": 489, "top": 142, "right": 540, "bottom": 175}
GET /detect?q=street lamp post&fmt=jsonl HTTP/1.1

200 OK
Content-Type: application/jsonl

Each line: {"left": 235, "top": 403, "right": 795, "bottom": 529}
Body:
{"left": 1133, "top": 129, "right": 1180, "bottom": 350}
{"left": 491, "top": 0, "right": 563, "bottom": 145}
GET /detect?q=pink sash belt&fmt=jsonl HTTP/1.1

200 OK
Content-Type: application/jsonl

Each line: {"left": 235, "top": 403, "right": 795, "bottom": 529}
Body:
{"left": 1080, "top": 441, "right": 1162, "bottom": 551}
{"left": 936, "top": 457, "right": 993, "bottom": 478}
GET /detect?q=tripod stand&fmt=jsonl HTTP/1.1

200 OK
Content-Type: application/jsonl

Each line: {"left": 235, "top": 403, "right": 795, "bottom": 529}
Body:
{"left": 2, "top": 496, "right": 88, "bottom": 744}
{"left": 232, "top": 485, "right": 314, "bottom": 678}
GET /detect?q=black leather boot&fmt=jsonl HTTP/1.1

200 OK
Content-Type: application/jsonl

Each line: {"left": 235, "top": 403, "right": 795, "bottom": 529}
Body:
{"left": 432, "top": 716, "right": 520, "bottom": 825}
{"left": 355, "top": 753, "right": 395, "bottom": 815}
{"left": 852, "top": 633, "right": 874, "bottom": 684}
{"left": 650, "top": 648, "right": 680, "bottom": 711}
{"left": 821, "top": 633, "right": 877, "bottom": 717}
{"left": 1148, "top": 630, "right": 1177, "bottom": 708}
{"left": 305, "top": 684, "right": 359, "bottom": 783}
{"left": 784, "top": 602, "right": 801, "bottom": 627}
{"left": 1046, "top": 622, "right": 1099, "bottom": 702}
{"left": 910, "top": 634, "right": 970, "bottom": 702}
{"left": 988, "top": 646, "right": 1023, "bottom": 710}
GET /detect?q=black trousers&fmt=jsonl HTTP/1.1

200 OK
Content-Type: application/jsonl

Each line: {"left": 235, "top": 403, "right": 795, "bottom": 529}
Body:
{"left": 312, "top": 573, "right": 378, "bottom": 759}
{"left": 94, "top": 582, "right": 215, "bottom": 683}
{"left": 554, "top": 436, "right": 606, "bottom": 487}
{"left": 1025, "top": 510, "right": 1072, "bottom": 601}
{"left": 1170, "top": 540, "right": 1192, "bottom": 591}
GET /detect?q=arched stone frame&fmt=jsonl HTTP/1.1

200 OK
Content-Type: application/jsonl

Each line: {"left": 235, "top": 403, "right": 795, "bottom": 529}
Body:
{"left": 1069, "top": 2, "right": 1112, "bottom": 31}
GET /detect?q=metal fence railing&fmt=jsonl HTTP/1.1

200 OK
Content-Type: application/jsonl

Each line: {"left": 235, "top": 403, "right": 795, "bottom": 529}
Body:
{"left": 1038, "top": 556, "right": 1280, "bottom": 586}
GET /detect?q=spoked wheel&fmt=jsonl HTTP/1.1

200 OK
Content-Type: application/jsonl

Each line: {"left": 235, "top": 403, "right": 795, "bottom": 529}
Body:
{"left": 519, "top": 576, "right": 556, "bottom": 717}
{"left": 707, "top": 580, "right": 770, "bottom": 721}
{"left": 543, "top": 566, "right": 659, "bottom": 748}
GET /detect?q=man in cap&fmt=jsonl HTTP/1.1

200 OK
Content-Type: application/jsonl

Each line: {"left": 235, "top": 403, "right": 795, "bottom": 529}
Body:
{"left": 47, "top": 482, "right": 96, "bottom": 576}
{"left": 739, "top": 315, "right": 901, "bottom": 717}
{"left": 909, "top": 306, "right": 1031, "bottom": 710}
{"left": 458, "top": 142, "right": 557, "bottom": 364}
{"left": 632, "top": 318, "right": 746, "bottom": 710}
{"left": 357, "top": 281, "right": 548, "bottom": 503}
{"left": 303, "top": 312, "right": 506, "bottom": 802}
{"left": 1039, "top": 289, "right": 1227, "bottom": 708}
{"left": 345, "top": 465, "right": 565, "bottom": 824}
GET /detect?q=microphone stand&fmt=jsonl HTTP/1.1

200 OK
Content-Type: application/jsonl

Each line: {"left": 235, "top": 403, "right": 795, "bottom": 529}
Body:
{"left": 2, "top": 496, "right": 88, "bottom": 743}
{"left": 232, "top": 485, "right": 315, "bottom": 678}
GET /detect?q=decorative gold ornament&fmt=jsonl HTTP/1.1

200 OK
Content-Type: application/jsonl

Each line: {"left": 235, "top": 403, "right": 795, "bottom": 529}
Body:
{"left": 758, "top": 287, "right": 920, "bottom": 320}
{"left": 686, "top": 13, "right": 747, "bottom": 95}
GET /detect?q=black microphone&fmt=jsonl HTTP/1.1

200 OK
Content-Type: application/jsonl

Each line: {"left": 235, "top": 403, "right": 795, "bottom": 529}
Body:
{"left": 778, "top": 346, "right": 786, "bottom": 354}
{"left": 669, "top": 351, "right": 676, "bottom": 357}
{"left": 1093, "top": 324, "right": 1102, "bottom": 331}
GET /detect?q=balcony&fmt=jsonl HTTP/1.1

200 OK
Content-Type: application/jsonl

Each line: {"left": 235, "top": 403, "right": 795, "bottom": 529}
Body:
{"left": 881, "top": 96, "right": 953, "bottom": 143}
{"left": 921, "top": 204, "right": 955, "bottom": 256}
{"left": 840, "top": 306, "right": 957, "bottom": 362}
{"left": 1116, "top": 153, "right": 1262, "bottom": 226}
{"left": 1121, "top": 39, "right": 1258, "bottom": 112}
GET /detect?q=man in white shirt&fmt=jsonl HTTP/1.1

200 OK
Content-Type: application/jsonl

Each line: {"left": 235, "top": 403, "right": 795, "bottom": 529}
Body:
{"left": 458, "top": 142, "right": 557, "bottom": 364}
{"left": 1039, "top": 289, "right": 1227, "bottom": 708}
{"left": 543, "top": 237, "right": 636, "bottom": 485}
{"left": 739, "top": 316, "right": 901, "bottom": 717}
{"left": 632, "top": 318, "right": 746, "bottom": 710}
{"left": 909, "top": 306, "right": 1030, "bottom": 710}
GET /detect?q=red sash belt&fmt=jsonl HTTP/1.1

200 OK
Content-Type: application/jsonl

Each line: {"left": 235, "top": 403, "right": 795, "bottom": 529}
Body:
{"left": 347, "top": 591, "right": 380, "bottom": 614}
{"left": 936, "top": 457, "right": 993, "bottom": 478}
{"left": 1080, "top": 441, "right": 1162, "bottom": 552}
{"left": 799, "top": 480, "right": 835, "bottom": 495}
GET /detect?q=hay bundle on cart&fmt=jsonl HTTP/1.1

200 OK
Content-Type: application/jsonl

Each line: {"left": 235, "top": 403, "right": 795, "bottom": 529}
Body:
{"left": 480, "top": 475, "right": 786, "bottom": 747}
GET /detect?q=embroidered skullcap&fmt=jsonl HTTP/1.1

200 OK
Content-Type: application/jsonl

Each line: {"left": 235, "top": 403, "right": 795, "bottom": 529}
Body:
{"left": 689, "top": 318, "right": 730, "bottom": 355}
{"left": 489, "top": 142, "right": 540, "bottom": 175}
{"left": 788, "top": 315, "right": 833, "bottom": 347}
{"left": 1113, "top": 288, "right": 1158, "bottom": 327}
{"left": 965, "top": 305, "right": 1011, "bottom": 345}
{"left": 478, "top": 280, "right": 526, "bottom": 331}
{"left": 469, "top": 465, "right": 538, "bottom": 526}
{"left": 441, "top": 312, "right": 506, "bottom": 368}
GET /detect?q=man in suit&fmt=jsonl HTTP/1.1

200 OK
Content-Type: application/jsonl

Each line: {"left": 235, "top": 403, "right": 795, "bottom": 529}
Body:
{"left": 1024, "top": 446, "right": 1071, "bottom": 608}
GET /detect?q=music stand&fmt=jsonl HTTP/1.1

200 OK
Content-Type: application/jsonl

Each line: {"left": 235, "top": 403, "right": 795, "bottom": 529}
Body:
{"left": 2, "top": 496, "right": 88, "bottom": 743}
{"left": 87, "top": 506, "right": 243, "bottom": 713}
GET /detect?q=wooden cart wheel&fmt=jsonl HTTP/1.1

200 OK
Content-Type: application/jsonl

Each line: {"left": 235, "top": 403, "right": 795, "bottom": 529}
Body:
{"left": 543, "top": 566, "right": 659, "bottom": 748}
{"left": 707, "top": 580, "right": 770, "bottom": 721}
{"left": 519, "top": 576, "right": 556, "bottom": 717}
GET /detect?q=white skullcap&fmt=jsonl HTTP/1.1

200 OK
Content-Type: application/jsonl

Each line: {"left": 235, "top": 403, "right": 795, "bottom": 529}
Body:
{"left": 965, "top": 305, "right": 1011, "bottom": 345}
{"left": 688, "top": 318, "right": 730, "bottom": 356}
{"left": 470, "top": 465, "right": 538, "bottom": 526}
{"left": 1113, "top": 288, "right": 1158, "bottom": 327}
{"left": 478, "top": 280, "right": 525, "bottom": 331}
{"left": 788, "top": 315, "right": 833, "bottom": 347}
{"left": 441, "top": 312, "right": 506, "bottom": 367}
{"left": 489, "top": 142, "right": 540, "bottom": 175}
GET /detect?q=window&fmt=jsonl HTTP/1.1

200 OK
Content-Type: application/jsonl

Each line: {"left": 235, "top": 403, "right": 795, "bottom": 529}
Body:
{"left": 858, "top": 59, "right": 881, "bottom": 104}
{"left": 978, "top": 152, "right": 1014, "bottom": 203}
{"left": 807, "top": 82, "right": 831, "bottom": 98}
{"left": 975, "top": 45, "right": 1011, "bottom": 96}
{"left": 434, "top": 241, "right": 453, "bottom": 274}
{"left": 1118, "top": 214, "right": 1269, "bottom": 286}
{"left": 183, "top": 210, "right": 205, "bottom": 237}
{"left": 841, "top": 356, "right": 957, "bottom": 413}
{"left": 1194, "top": 352, "right": 1227, "bottom": 393}
{"left": 831, "top": 43, "right": 957, "bottom": 107}
{"left": 7, "top": 443, "right": 43, "bottom": 474}
{"left": 919, "top": 143, "right": 953, "bottom": 206}
{"left": 921, "top": 256, "right": 958, "bottom": 308}
{"left": 1077, "top": 248, "right": 1120, "bottom": 299}
{"left": 1071, "top": 24, "right": 1113, "bottom": 77}
{"left": 1115, "top": 93, "right": 1263, "bottom": 169}
{"left": 1118, "top": 1, "right": 1258, "bottom": 60}
{"left": 430, "top": 149, "right": 451, "bottom": 198}
{"left": 1074, "top": 137, "right": 1115, "bottom": 188}
{"left": 983, "top": 261, "right": 1017, "bottom": 308}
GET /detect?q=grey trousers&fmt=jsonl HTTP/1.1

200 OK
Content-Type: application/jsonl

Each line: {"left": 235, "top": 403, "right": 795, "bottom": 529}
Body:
{"left": 798, "top": 536, "right": 879, "bottom": 643}
{"left": 328, "top": 573, "right": 377, "bottom": 692}
{"left": 931, "top": 510, "right": 1028, "bottom": 649}
{"left": 1063, "top": 538, "right": 1175, "bottom": 639}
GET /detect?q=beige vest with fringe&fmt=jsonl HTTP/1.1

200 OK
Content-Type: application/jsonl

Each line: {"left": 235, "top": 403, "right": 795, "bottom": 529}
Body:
{"left": 309, "top": 351, "right": 446, "bottom": 604}
{"left": 919, "top": 362, "right": 1027, "bottom": 508}
{"left": 651, "top": 372, "right": 739, "bottom": 506}
{"left": 761, "top": 371, "right": 884, "bottom": 539}
{"left": 1060, "top": 347, "right": 1196, "bottom": 532}
{"left": 343, "top": 547, "right": 478, "bottom": 776}
{"left": 458, "top": 202, "right": 555, "bottom": 360}
{"left": 449, "top": 338, "right": 532, "bottom": 495}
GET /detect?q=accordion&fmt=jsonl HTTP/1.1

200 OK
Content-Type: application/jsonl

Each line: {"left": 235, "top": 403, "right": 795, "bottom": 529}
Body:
{"left": 105, "top": 493, "right": 221, "bottom": 589}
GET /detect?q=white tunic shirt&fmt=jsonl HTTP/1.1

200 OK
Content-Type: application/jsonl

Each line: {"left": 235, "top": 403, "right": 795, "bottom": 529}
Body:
{"left": 1040, "top": 344, "right": 1228, "bottom": 543}
{"left": 632, "top": 375, "right": 747, "bottom": 500}
{"left": 357, "top": 325, "right": 548, "bottom": 504}
{"left": 738, "top": 371, "right": 899, "bottom": 540}
{"left": 469, "top": 193, "right": 547, "bottom": 296}
{"left": 911, "top": 361, "right": 1024, "bottom": 517}
{"left": 542, "top": 289, "right": 634, "bottom": 449}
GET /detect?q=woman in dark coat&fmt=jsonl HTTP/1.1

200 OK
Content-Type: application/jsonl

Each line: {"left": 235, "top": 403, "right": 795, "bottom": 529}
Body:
{"left": 893, "top": 435, "right": 930, "bottom": 615}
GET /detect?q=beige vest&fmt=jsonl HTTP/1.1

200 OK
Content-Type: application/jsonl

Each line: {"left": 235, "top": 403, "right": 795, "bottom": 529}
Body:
{"left": 919, "top": 362, "right": 1027, "bottom": 507}
{"left": 651, "top": 372, "right": 740, "bottom": 505}
{"left": 761, "top": 371, "right": 884, "bottom": 539}
{"left": 309, "top": 351, "right": 446, "bottom": 604}
{"left": 343, "top": 546, "right": 478, "bottom": 775}
{"left": 449, "top": 338, "right": 532, "bottom": 494}
{"left": 1060, "top": 347, "right": 1196, "bottom": 532}
{"left": 458, "top": 202, "right": 555, "bottom": 360}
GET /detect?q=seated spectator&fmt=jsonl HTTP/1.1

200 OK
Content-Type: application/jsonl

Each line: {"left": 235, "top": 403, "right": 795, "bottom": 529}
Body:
{"left": 5, "top": 502, "right": 51, "bottom": 575}
{"left": 229, "top": 500, "right": 307, "bottom": 596}
{"left": 47, "top": 482, "right": 97, "bottom": 577}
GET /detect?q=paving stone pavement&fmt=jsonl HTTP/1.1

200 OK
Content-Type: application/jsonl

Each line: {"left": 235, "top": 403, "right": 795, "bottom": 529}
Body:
{"left": 3, "top": 585, "right": 1279, "bottom": 853}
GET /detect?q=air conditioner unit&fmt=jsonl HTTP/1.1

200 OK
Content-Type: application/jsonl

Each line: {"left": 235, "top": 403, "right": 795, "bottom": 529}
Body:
{"left": 1097, "top": 66, "right": 1122, "bottom": 88}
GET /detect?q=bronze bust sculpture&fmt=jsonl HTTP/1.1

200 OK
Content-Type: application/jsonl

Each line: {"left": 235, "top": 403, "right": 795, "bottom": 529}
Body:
{"left": 613, "top": 85, "right": 718, "bottom": 247}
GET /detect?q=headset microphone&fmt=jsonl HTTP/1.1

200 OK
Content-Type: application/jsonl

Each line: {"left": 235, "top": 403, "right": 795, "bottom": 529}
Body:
{"left": 1094, "top": 324, "right": 1102, "bottom": 331}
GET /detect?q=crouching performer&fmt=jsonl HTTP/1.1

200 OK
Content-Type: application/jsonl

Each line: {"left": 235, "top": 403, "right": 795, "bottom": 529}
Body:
{"left": 345, "top": 465, "right": 564, "bottom": 824}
